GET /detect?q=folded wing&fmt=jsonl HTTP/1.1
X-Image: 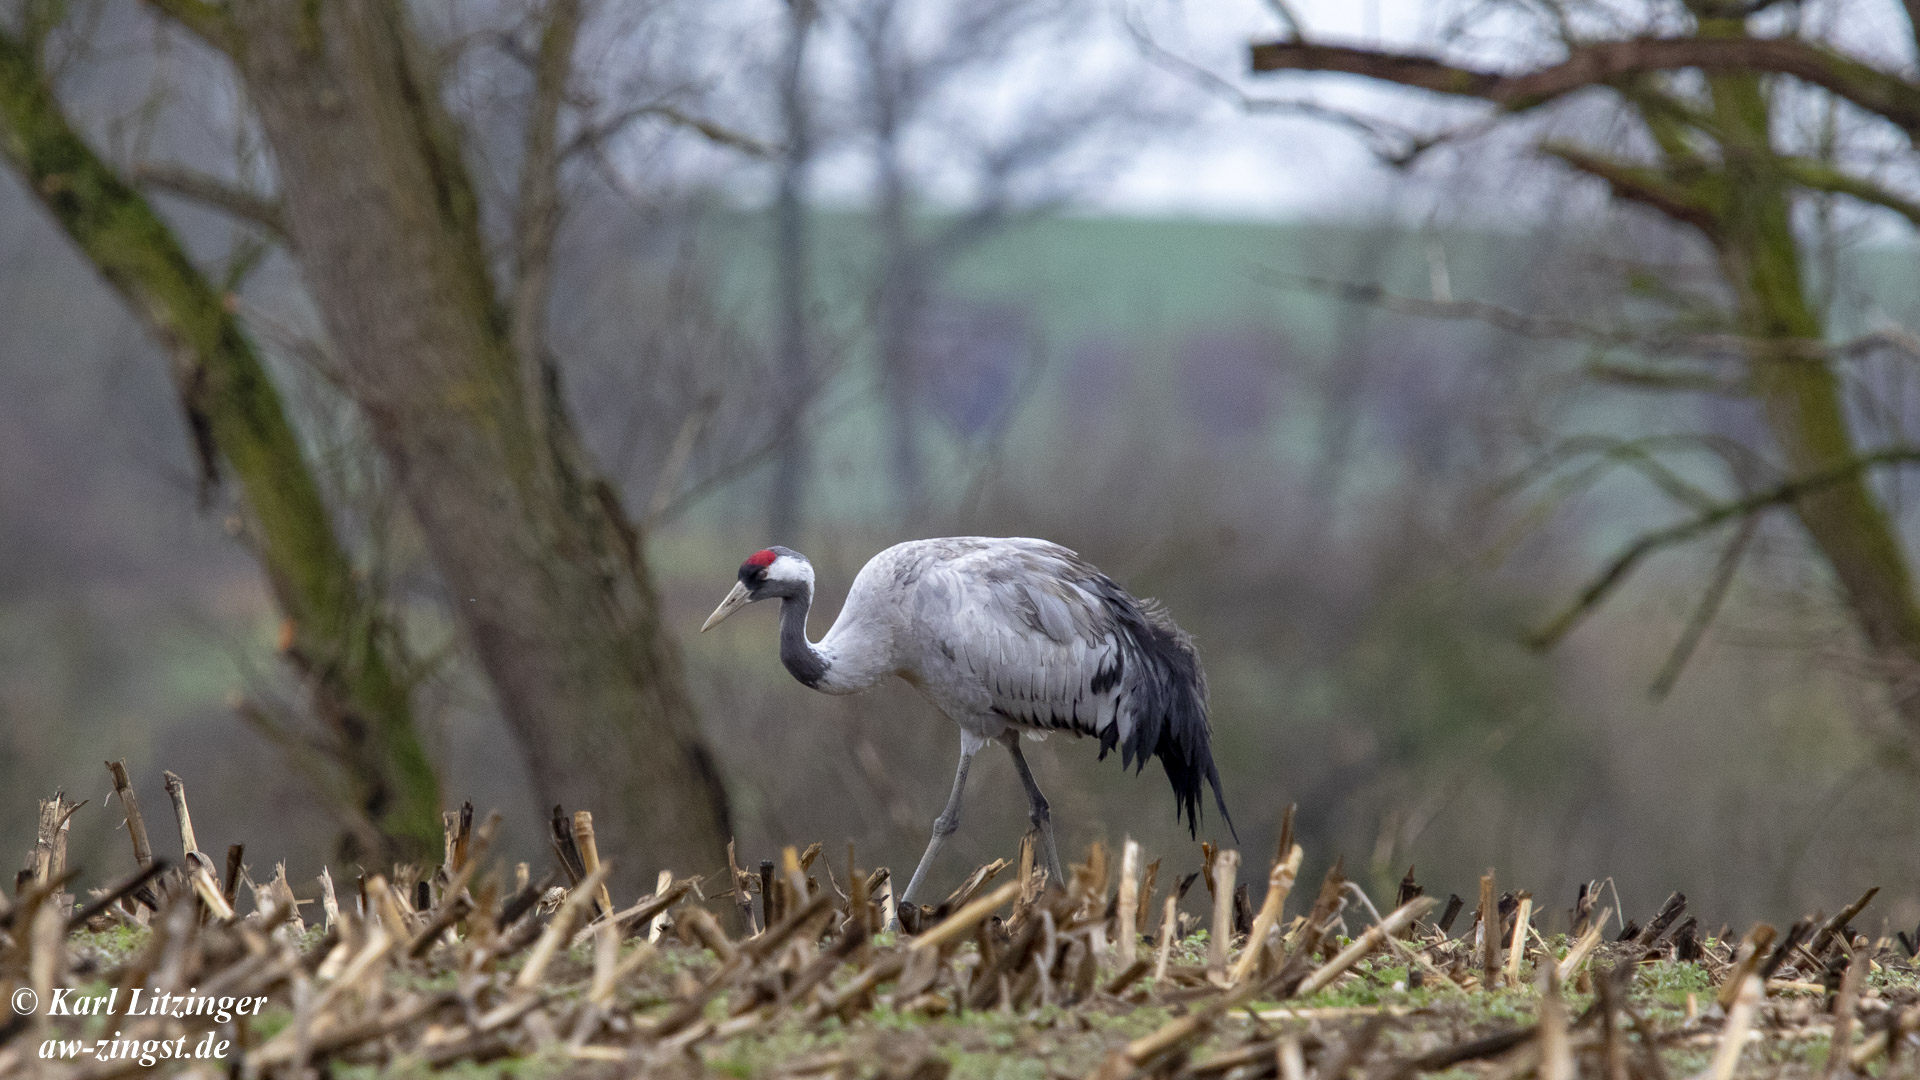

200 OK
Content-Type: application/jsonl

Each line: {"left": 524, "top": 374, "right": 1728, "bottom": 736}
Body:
{"left": 913, "top": 538, "right": 1234, "bottom": 837}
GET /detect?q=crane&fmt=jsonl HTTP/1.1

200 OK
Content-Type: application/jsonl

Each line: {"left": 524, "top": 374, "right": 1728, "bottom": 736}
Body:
{"left": 701, "top": 537, "right": 1234, "bottom": 907}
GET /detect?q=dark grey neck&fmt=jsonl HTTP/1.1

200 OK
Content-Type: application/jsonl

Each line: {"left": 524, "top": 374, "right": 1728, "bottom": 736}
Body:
{"left": 778, "top": 591, "right": 829, "bottom": 688}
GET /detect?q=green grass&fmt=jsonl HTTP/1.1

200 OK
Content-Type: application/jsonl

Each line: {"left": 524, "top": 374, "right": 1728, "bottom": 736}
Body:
{"left": 665, "top": 939, "right": 1890, "bottom": 1080}
{"left": 56, "top": 925, "right": 1920, "bottom": 1078}
{"left": 333, "top": 1046, "right": 572, "bottom": 1080}
{"left": 67, "top": 924, "right": 151, "bottom": 968}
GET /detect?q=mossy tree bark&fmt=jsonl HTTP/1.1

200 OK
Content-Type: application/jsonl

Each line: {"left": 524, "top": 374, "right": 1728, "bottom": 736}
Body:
{"left": 145, "top": 0, "right": 733, "bottom": 889}
{"left": 0, "top": 24, "right": 442, "bottom": 859}
{"left": 1693, "top": 33, "right": 1920, "bottom": 713}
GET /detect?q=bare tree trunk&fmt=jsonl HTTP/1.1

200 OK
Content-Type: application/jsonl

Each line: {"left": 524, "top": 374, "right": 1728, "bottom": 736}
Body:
{"left": 769, "top": 0, "right": 816, "bottom": 543}
{"left": 850, "top": 0, "right": 926, "bottom": 517}
{"left": 0, "top": 24, "right": 440, "bottom": 861}
{"left": 845, "top": 0, "right": 1107, "bottom": 519}
{"left": 154, "top": 0, "right": 733, "bottom": 889}
{"left": 874, "top": 135, "right": 926, "bottom": 515}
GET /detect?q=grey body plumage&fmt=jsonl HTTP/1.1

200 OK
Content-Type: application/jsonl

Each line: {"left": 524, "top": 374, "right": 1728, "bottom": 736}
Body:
{"left": 703, "top": 536, "right": 1234, "bottom": 907}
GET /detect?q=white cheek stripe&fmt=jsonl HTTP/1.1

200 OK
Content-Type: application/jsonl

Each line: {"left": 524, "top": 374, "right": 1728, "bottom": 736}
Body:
{"left": 766, "top": 555, "right": 811, "bottom": 583}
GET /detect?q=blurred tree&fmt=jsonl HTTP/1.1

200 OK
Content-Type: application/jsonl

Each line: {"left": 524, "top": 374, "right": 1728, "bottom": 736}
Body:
{"left": 842, "top": 0, "right": 1145, "bottom": 514}
{"left": 1, "top": 0, "right": 738, "bottom": 889}
{"left": 769, "top": 0, "right": 818, "bottom": 544}
{"left": 0, "top": 17, "right": 440, "bottom": 862}
{"left": 208, "top": 0, "right": 732, "bottom": 887}
{"left": 1249, "top": 0, "right": 1920, "bottom": 751}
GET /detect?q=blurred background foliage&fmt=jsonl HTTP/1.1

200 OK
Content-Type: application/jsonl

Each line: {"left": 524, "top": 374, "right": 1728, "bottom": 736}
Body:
{"left": 6, "top": 0, "right": 1920, "bottom": 934}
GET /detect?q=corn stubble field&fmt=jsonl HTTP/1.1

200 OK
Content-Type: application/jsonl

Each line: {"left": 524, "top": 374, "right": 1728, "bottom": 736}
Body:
{"left": 4, "top": 765, "right": 1919, "bottom": 1079}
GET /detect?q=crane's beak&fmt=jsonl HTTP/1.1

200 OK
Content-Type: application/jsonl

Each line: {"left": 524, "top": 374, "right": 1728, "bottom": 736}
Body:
{"left": 701, "top": 581, "right": 754, "bottom": 632}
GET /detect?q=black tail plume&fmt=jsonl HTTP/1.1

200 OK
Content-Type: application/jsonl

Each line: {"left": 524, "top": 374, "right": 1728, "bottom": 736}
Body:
{"left": 1113, "top": 598, "right": 1236, "bottom": 841}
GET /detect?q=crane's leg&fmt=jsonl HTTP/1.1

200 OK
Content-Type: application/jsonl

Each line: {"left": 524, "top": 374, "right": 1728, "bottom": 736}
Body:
{"left": 899, "top": 731, "right": 986, "bottom": 910}
{"left": 1001, "top": 734, "right": 1065, "bottom": 887}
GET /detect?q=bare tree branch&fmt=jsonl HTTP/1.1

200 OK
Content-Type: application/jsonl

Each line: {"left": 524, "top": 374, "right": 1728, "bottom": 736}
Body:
{"left": 1249, "top": 35, "right": 1920, "bottom": 138}
{"left": 1498, "top": 433, "right": 1730, "bottom": 516}
{"left": 480, "top": 23, "right": 777, "bottom": 161}
{"left": 1250, "top": 266, "right": 1766, "bottom": 364}
{"left": 644, "top": 392, "right": 718, "bottom": 523}
{"left": 133, "top": 161, "right": 287, "bottom": 240}
{"left": 640, "top": 369, "right": 845, "bottom": 532}
{"left": 233, "top": 697, "right": 386, "bottom": 859}
{"left": 1649, "top": 514, "right": 1757, "bottom": 699}
{"left": 1481, "top": 433, "right": 1761, "bottom": 571}
{"left": 1262, "top": 0, "right": 1307, "bottom": 41}
{"left": 1529, "top": 447, "right": 1920, "bottom": 650}
{"left": 1254, "top": 266, "right": 1622, "bottom": 339}
{"left": 1585, "top": 362, "right": 1745, "bottom": 394}
{"left": 1780, "top": 157, "right": 1920, "bottom": 229}
{"left": 235, "top": 298, "right": 347, "bottom": 387}
{"left": 1258, "top": 266, "right": 1920, "bottom": 374}
{"left": 1126, "top": 13, "right": 1441, "bottom": 164}
{"left": 1539, "top": 141, "right": 1718, "bottom": 231}
{"left": 565, "top": 102, "right": 778, "bottom": 160}
{"left": 1844, "top": 325, "right": 1920, "bottom": 363}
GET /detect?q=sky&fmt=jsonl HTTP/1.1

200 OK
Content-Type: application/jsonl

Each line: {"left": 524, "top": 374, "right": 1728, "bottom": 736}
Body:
{"left": 1093, "top": 0, "right": 1437, "bottom": 218}
{"left": 671, "top": 0, "right": 1914, "bottom": 225}
{"left": 762, "top": 0, "right": 1446, "bottom": 222}
{"left": 1088, "top": 0, "right": 1920, "bottom": 220}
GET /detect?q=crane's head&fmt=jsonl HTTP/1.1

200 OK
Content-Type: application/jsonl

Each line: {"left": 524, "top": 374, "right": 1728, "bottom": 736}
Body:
{"left": 701, "top": 546, "right": 813, "bottom": 631}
